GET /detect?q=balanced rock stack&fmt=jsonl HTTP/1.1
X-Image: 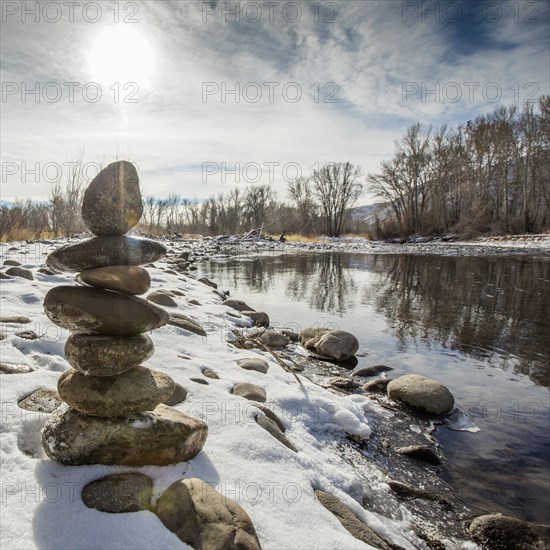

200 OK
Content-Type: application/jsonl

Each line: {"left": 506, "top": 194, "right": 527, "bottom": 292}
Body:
{"left": 41, "top": 161, "right": 208, "bottom": 466}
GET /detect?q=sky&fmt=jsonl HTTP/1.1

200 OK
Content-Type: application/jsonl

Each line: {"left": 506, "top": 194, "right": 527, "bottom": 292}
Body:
{"left": 1, "top": 0, "right": 549, "bottom": 204}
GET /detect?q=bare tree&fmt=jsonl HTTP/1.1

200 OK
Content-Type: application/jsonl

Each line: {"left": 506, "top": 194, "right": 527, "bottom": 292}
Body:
{"left": 288, "top": 177, "right": 318, "bottom": 235}
{"left": 312, "top": 162, "right": 363, "bottom": 237}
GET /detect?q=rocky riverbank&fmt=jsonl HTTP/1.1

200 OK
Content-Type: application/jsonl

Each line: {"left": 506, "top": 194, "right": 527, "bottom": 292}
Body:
{"left": 1, "top": 235, "right": 549, "bottom": 549}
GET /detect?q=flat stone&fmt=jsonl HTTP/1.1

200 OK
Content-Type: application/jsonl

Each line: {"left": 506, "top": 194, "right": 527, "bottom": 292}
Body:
{"left": 18, "top": 389, "right": 62, "bottom": 413}
{"left": 198, "top": 277, "right": 217, "bottom": 289}
{"left": 232, "top": 383, "right": 266, "bottom": 403}
{"left": 241, "top": 310, "right": 269, "bottom": 328}
{"left": 314, "top": 490, "right": 391, "bottom": 549}
{"left": 15, "top": 331, "right": 39, "bottom": 340}
{"left": 386, "top": 479, "right": 447, "bottom": 504}
{"left": 0, "top": 316, "right": 31, "bottom": 324}
{"left": 353, "top": 365, "right": 393, "bottom": 377}
{"left": 387, "top": 374, "right": 454, "bottom": 415}
{"left": 44, "top": 286, "right": 169, "bottom": 336}
{"left": 5, "top": 266, "right": 33, "bottom": 280}
{"left": 58, "top": 366, "right": 175, "bottom": 417}
{"left": 168, "top": 312, "right": 207, "bottom": 336}
{"left": 3, "top": 259, "right": 21, "bottom": 266}
{"left": 65, "top": 334, "right": 154, "bottom": 376}
{"left": 190, "top": 377, "right": 209, "bottom": 385}
{"left": 147, "top": 291, "right": 178, "bottom": 307}
{"left": 395, "top": 444, "right": 441, "bottom": 465}
{"left": 163, "top": 383, "right": 187, "bottom": 406}
{"left": 256, "top": 405, "right": 285, "bottom": 432}
{"left": 81, "top": 160, "right": 143, "bottom": 236}
{"left": 328, "top": 376, "right": 360, "bottom": 389}
{"left": 469, "top": 513, "right": 550, "bottom": 550}
{"left": 188, "top": 299, "right": 201, "bottom": 306}
{"left": 82, "top": 473, "right": 153, "bottom": 513}
{"left": 0, "top": 272, "right": 11, "bottom": 279}
{"left": 78, "top": 266, "right": 151, "bottom": 295}
{"left": 0, "top": 362, "right": 36, "bottom": 374}
{"left": 42, "top": 404, "right": 208, "bottom": 466}
{"left": 222, "top": 299, "right": 254, "bottom": 312}
{"left": 156, "top": 478, "right": 261, "bottom": 550}
{"left": 37, "top": 267, "right": 56, "bottom": 275}
{"left": 46, "top": 236, "right": 167, "bottom": 272}
{"left": 202, "top": 369, "right": 220, "bottom": 379}
{"left": 255, "top": 415, "right": 297, "bottom": 452}
{"left": 237, "top": 358, "right": 269, "bottom": 374}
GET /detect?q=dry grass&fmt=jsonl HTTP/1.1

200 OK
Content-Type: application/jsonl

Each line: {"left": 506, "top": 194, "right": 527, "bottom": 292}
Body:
{"left": 268, "top": 233, "right": 329, "bottom": 244}
{"left": 340, "top": 233, "right": 371, "bottom": 240}
{"left": 1, "top": 229, "right": 56, "bottom": 242}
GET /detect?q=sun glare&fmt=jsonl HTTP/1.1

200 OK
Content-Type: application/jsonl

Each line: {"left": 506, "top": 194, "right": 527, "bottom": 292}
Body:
{"left": 87, "top": 27, "right": 156, "bottom": 87}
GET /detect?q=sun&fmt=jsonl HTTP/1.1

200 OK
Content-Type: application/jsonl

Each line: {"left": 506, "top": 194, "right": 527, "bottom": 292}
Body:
{"left": 87, "top": 27, "right": 155, "bottom": 87}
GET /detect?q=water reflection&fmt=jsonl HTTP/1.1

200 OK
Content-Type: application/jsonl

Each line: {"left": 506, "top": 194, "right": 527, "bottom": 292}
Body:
{"left": 208, "top": 253, "right": 358, "bottom": 314}
{"left": 207, "top": 251, "right": 549, "bottom": 388}
{"left": 361, "top": 255, "right": 550, "bottom": 387}
{"left": 285, "top": 253, "right": 357, "bottom": 314}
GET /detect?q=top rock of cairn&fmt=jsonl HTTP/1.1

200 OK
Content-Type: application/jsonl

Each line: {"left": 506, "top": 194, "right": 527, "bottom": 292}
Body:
{"left": 82, "top": 160, "right": 143, "bottom": 236}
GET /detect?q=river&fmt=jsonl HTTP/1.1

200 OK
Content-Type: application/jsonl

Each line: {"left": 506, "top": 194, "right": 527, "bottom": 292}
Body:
{"left": 199, "top": 250, "right": 550, "bottom": 525}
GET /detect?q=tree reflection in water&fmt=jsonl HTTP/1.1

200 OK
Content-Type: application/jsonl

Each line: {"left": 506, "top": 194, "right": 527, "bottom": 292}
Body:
{"left": 205, "top": 251, "right": 549, "bottom": 387}
{"left": 362, "top": 254, "right": 550, "bottom": 387}
{"left": 285, "top": 253, "right": 357, "bottom": 315}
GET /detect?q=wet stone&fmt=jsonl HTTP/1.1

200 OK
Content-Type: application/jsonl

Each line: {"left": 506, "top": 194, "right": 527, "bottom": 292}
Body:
{"left": 64, "top": 333, "right": 155, "bottom": 376}
{"left": 81, "top": 160, "right": 143, "bottom": 236}
{"left": 44, "top": 286, "right": 169, "bottom": 336}
{"left": 46, "top": 236, "right": 167, "bottom": 273}
{"left": 395, "top": 444, "right": 441, "bottom": 465}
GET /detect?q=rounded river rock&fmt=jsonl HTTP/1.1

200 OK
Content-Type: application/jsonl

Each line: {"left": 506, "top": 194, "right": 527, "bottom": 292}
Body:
{"left": 81, "top": 160, "right": 143, "bottom": 236}
{"left": 58, "top": 366, "right": 175, "bottom": 417}
{"left": 44, "top": 286, "right": 169, "bottom": 336}
{"left": 64, "top": 333, "right": 155, "bottom": 376}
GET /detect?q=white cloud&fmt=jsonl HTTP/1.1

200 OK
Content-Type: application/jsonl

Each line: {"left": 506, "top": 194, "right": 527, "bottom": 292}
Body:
{"left": 1, "top": 0, "right": 548, "bottom": 203}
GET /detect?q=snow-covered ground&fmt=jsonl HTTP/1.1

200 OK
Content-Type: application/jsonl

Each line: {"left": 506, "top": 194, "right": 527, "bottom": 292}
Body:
{"left": 0, "top": 238, "right": 458, "bottom": 550}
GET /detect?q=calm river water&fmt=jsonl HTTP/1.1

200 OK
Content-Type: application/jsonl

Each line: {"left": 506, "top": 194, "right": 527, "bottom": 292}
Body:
{"left": 199, "top": 250, "right": 550, "bottom": 524}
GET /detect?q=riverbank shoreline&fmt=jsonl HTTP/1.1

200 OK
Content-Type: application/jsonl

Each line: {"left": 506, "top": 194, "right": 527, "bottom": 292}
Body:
{"left": 184, "top": 233, "right": 550, "bottom": 258}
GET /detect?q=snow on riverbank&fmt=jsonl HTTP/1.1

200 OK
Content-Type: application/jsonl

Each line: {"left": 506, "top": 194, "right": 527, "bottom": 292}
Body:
{"left": 0, "top": 239, "right": 430, "bottom": 550}
{"left": 210, "top": 233, "right": 550, "bottom": 257}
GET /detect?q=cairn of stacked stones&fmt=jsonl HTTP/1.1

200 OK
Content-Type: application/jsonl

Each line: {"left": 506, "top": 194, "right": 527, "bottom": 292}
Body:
{"left": 41, "top": 160, "right": 208, "bottom": 466}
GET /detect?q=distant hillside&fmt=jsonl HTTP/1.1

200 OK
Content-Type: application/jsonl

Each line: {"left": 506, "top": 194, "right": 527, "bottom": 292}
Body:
{"left": 349, "top": 202, "right": 391, "bottom": 222}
